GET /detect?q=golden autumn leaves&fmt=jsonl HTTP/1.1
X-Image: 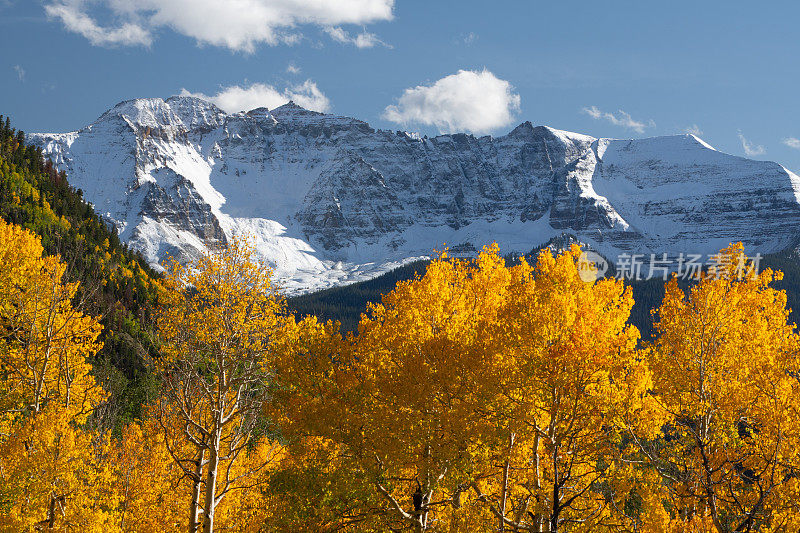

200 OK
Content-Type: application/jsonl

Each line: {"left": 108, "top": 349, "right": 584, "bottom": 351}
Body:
{"left": 156, "top": 241, "right": 288, "bottom": 533}
{"left": 270, "top": 243, "right": 800, "bottom": 532}
{"left": 271, "top": 244, "right": 651, "bottom": 532}
{"left": 0, "top": 225, "right": 284, "bottom": 532}
{"left": 2, "top": 214, "right": 800, "bottom": 532}
{"left": 0, "top": 219, "right": 111, "bottom": 531}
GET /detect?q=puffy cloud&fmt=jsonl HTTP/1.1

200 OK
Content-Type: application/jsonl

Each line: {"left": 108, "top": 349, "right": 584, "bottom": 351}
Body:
{"left": 44, "top": 1, "right": 151, "bottom": 47}
{"left": 279, "top": 80, "right": 331, "bottom": 112}
{"left": 180, "top": 80, "right": 330, "bottom": 113}
{"left": 738, "top": 131, "right": 766, "bottom": 157}
{"left": 323, "top": 26, "right": 388, "bottom": 48}
{"left": 783, "top": 137, "right": 800, "bottom": 150}
{"left": 286, "top": 63, "right": 301, "bottom": 75}
{"left": 13, "top": 64, "right": 24, "bottom": 81}
{"left": 582, "top": 106, "right": 655, "bottom": 134}
{"left": 684, "top": 124, "right": 703, "bottom": 136}
{"left": 383, "top": 69, "right": 521, "bottom": 135}
{"left": 45, "top": 0, "right": 394, "bottom": 52}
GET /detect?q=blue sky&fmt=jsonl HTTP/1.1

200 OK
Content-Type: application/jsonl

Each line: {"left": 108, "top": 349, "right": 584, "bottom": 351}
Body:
{"left": 2, "top": 0, "right": 799, "bottom": 172}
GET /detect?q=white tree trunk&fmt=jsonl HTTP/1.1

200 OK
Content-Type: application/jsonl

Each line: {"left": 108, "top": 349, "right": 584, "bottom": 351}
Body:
{"left": 202, "top": 427, "right": 221, "bottom": 533}
{"left": 188, "top": 449, "right": 204, "bottom": 533}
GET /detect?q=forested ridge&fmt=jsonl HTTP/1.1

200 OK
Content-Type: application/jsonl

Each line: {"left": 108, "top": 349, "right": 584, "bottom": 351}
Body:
{"left": 0, "top": 117, "right": 161, "bottom": 431}
{"left": 3, "top": 117, "right": 800, "bottom": 532}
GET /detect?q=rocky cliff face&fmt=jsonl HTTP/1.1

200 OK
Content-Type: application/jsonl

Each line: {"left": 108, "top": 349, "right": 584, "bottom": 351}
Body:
{"left": 29, "top": 96, "right": 800, "bottom": 293}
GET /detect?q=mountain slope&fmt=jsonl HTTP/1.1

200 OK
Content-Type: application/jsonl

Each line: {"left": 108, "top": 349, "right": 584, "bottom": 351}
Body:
{"left": 0, "top": 115, "right": 161, "bottom": 429}
{"left": 29, "top": 97, "right": 800, "bottom": 293}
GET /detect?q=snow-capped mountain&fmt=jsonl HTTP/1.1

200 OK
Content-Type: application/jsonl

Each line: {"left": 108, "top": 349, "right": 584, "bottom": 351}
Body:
{"left": 30, "top": 96, "right": 800, "bottom": 293}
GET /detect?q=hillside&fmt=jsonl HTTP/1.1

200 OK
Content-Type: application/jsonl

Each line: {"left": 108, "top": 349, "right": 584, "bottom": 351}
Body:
{"left": 0, "top": 115, "right": 161, "bottom": 430}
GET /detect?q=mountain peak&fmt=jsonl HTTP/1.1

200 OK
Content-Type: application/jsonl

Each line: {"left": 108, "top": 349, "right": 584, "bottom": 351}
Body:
{"left": 505, "top": 122, "right": 595, "bottom": 148}
{"left": 277, "top": 100, "right": 303, "bottom": 110}
{"left": 270, "top": 102, "right": 369, "bottom": 129}
{"left": 165, "top": 95, "right": 225, "bottom": 114}
{"left": 270, "top": 100, "right": 325, "bottom": 119}
{"left": 96, "top": 96, "right": 226, "bottom": 131}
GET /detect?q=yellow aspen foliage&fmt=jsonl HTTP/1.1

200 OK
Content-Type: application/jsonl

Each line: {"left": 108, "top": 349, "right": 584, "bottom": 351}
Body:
{"left": 269, "top": 317, "right": 396, "bottom": 532}
{"left": 640, "top": 243, "right": 800, "bottom": 532}
{"left": 0, "top": 404, "right": 120, "bottom": 532}
{"left": 111, "top": 418, "right": 186, "bottom": 533}
{"left": 0, "top": 219, "right": 104, "bottom": 424}
{"left": 210, "top": 435, "right": 287, "bottom": 530}
{"left": 7, "top": 209, "right": 800, "bottom": 532}
{"left": 272, "top": 245, "right": 518, "bottom": 532}
{"left": 348, "top": 245, "right": 516, "bottom": 532}
{"left": 469, "top": 245, "right": 657, "bottom": 532}
{"left": 156, "top": 238, "right": 287, "bottom": 533}
{"left": 0, "top": 219, "right": 113, "bottom": 531}
{"left": 110, "top": 411, "right": 281, "bottom": 533}
{"left": 258, "top": 435, "right": 390, "bottom": 533}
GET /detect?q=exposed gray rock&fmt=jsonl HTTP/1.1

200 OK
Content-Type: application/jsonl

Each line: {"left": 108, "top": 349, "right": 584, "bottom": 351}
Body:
{"left": 27, "top": 97, "right": 800, "bottom": 293}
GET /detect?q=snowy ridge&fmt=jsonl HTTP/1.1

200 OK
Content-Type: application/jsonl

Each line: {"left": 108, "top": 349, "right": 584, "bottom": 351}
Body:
{"left": 29, "top": 97, "right": 800, "bottom": 293}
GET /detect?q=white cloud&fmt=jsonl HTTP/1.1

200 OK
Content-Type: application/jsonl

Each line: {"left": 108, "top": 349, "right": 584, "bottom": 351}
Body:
{"left": 383, "top": 69, "right": 521, "bottom": 135}
{"left": 684, "top": 124, "right": 703, "bottom": 136}
{"left": 44, "top": 1, "right": 152, "bottom": 47}
{"left": 582, "top": 106, "right": 655, "bottom": 134}
{"left": 286, "top": 63, "right": 301, "bottom": 74}
{"left": 463, "top": 32, "right": 477, "bottom": 44}
{"left": 13, "top": 64, "right": 24, "bottom": 81}
{"left": 738, "top": 131, "right": 766, "bottom": 157}
{"left": 44, "top": 0, "right": 394, "bottom": 52}
{"left": 282, "top": 80, "right": 331, "bottom": 112}
{"left": 323, "top": 26, "right": 387, "bottom": 48}
{"left": 783, "top": 137, "right": 800, "bottom": 150}
{"left": 180, "top": 80, "right": 330, "bottom": 114}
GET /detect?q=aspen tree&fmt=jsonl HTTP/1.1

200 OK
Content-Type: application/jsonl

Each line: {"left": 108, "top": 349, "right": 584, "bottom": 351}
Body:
{"left": 471, "top": 245, "right": 656, "bottom": 532}
{"left": 0, "top": 219, "right": 115, "bottom": 531}
{"left": 638, "top": 244, "right": 800, "bottom": 532}
{"left": 156, "top": 239, "right": 285, "bottom": 533}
